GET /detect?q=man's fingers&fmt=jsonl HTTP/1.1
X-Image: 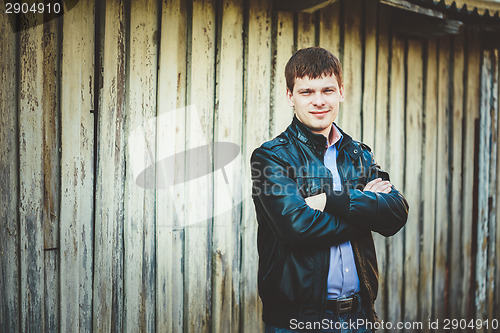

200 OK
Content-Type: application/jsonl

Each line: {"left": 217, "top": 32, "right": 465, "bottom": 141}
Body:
{"left": 367, "top": 180, "right": 388, "bottom": 192}
{"left": 364, "top": 179, "right": 392, "bottom": 193}
{"left": 382, "top": 186, "right": 392, "bottom": 194}
{"left": 364, "top": 178, "right": 383, "bottom": 191}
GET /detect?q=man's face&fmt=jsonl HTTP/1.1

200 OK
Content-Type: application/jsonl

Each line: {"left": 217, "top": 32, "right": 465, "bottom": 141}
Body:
{"left": 286, "top": 74, "right": 344, "bottom": 137}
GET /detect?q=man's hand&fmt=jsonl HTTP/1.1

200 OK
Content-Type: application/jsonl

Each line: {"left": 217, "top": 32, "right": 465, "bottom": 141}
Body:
{"left": 364, "top": 178, "right": 392, "bottom": 194}
{"left": 304, "top": 193, "right": 327, "bottom": 212}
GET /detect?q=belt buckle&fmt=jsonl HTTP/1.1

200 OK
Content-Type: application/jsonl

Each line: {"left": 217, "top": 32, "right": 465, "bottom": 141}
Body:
{"left": 337, "top": 298, "right": 353, "bottom": 314}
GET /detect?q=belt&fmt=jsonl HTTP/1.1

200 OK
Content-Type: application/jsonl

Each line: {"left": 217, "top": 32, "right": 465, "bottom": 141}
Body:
{"left": 325, "top": 294, "right": 359, "bottom": 314}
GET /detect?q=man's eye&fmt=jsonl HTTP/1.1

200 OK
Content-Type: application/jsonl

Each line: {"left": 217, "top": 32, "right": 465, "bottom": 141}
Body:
{"left": 300, "top": 91, "right": 311, "bottom": 95}
{"left": 324, "top": 89, "right": 334, "bottom": 93}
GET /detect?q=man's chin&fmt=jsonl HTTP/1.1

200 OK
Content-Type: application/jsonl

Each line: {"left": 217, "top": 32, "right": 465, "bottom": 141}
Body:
{"left": 307, "top": 123, "right": 331, "bottom": 135}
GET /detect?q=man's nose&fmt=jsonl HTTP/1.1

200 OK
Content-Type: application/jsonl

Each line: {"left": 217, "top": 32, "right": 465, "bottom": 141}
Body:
{"left": 312, "top": 93, "right": 326, "bottom": 106}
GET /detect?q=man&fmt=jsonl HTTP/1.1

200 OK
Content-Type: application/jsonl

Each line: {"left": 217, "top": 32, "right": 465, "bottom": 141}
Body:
{"left": 250, "top": 47, "right": 409, "bottom": 332}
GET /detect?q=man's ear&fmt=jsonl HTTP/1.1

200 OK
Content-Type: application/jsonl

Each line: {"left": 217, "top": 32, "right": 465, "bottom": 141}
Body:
{"left": 339, "top": 84, "right": 345, "bottom": 102}
{"left": 286, "top": 88, "right": 294, "bottom": 107}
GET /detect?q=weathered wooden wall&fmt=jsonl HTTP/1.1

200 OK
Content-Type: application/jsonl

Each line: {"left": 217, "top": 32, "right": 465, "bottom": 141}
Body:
{"left": 1, "top": 0, "right": 500, "bottom": 332}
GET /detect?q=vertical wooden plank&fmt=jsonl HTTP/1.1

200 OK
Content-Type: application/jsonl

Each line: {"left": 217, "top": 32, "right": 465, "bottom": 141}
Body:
{"left": 42, "top": 16, "right": 61, "bottom": 333}
{"left": 373, "top": 4, "right": 390, "bottom": 326}
{"left": 43, "top": 253, "right": 59, "bottom": 332}
{"left": 42, "top": 16, "right": 60, "bottom": 253}
{"left": 318, "top": 1, "right": 341, "bottom": 59}
{"left": 242, "top": 0, "right": 272, "bottom": 331}
{"left": 296, "top": 12, "right": 315, "bottom": 49}
{"left": 434, "top": 35, "right": 451, "bottom": 321}
{"left": 486, "top": 48, "right": 498, "bottom": 333}
{"left": 211, "top": 0, "right": 244, "bottom": 332}
{"left": 496, "top": 46, "right": 500, "bottom": 323}
{"left": 60, "top": 0, "right": 95, "bottom": 331}
{"left": 341, "top": 0, "right": 362, "bottom": 139}
{"left": 184, "top": 0, "right": 216, "bottom": 332}
{"left": 18, "top": 13, "right": 45, "bottom": 333}
{"left": 462, "top": 30, "right": 481, "bottom": 320}
{"left": 449, "top": 32, "right": 465, "bottom": 321}
{"left": 420, "top": 38, "right": 438, "bottom": 332}
{"left": 155, "top": 0, "right": 187, "bottom": 332}
{"left": 476, "top": 49, "right": 498, "bottom": 330}
{"left": 404, "top": 39, "right": 423, "bottom": 326}
{"left": 0, "top": 11, "right": 20, "bottom": 333}
{"left": 93, "top": 0, "right": 126, "bottom": 331}
{"left": 387, "top": 31, "right": 405, "bottom": 332}
{"left": 476, "top": 48, "right": 492, "bottom": 331}
{"left": 362, "top": 0, "right": 377, "bottom": 149}
{"left": 271, "top": 11, "right": 294, "bottom": 137}
{"left": 124, "top": 0, "right": 158, "bottom": 331}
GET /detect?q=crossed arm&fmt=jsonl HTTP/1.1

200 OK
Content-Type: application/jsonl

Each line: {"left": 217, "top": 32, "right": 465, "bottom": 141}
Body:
{"left": 305, "top": 178, "right": 392, "bottom": 210}
{"left": 251, "top": 147, "right": 409, "bottom": 247}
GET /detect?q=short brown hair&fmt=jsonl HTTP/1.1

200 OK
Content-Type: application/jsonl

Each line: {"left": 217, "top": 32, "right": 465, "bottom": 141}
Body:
{"left": 285, "top": 47, "right": 343, "bottom": 92}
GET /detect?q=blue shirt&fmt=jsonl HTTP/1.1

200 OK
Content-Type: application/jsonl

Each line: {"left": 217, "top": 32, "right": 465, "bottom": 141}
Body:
{"left": 324, "top": 125, "right": 360, "bottom": 299}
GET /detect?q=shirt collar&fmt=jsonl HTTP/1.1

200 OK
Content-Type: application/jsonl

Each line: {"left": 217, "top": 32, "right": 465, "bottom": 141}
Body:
{"left": 328, "top": 124, "right": 343, "bottom": 148}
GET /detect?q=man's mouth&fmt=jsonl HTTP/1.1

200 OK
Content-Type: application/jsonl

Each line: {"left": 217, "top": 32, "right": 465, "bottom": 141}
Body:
{"left": 310, "top": 110, "right": 329, "bottom": 116}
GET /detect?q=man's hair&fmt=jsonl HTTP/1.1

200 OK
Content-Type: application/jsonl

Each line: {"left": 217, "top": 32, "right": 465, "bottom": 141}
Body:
{"left": 285, "top": 47, "right": 343, "bottom": 92}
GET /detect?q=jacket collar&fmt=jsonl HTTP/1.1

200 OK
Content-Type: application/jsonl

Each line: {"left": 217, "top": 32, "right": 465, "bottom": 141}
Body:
{"left": 290, "top": 115, "right": 352, "bottom": 152}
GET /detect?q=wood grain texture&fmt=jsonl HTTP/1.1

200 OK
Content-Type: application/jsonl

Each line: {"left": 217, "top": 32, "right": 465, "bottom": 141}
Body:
{"left": 92, "top": 0, "right": 126, "bottom": 331}
{"left": 373, "top": 4, "right": 391, "bottom": 325}
{"left": 44, "top": 251, "right": 59, "bottom": 332}
{"left": 241, "top": 0, "right": 272, "bottom": 331}
{"left": 476, "top": 48, "right": 492, "bottom": 333}
{"left": 184, "top": 1, "right": 216, "bottom": 332}
{"left": 404, "top": 39, "right": 423, "bottom": 326}
{"left": 318, "top": 1, "right": 341, "bottom": 59}
{"left": 296, "top": 12, "right": 315, "bottom": 49}
{"left": 361, "top": 0, "right": 377, "bottom": 149}
{"left": 124, "top": 0, "right": 158, "bottom": 331}
{"left": 155, "top": 0, "right": 187, "bottom": 332}
{"left": 0, "top": 10, "right": 20, "bottom": 333}
{"left": 387, "top": 32, "right": 405, "bottom": 332}
{"left": 271, "top": 11, "right": 294, "bottom": 137}
{"left": 449, "top": 32, "right": 465, "bottom": 321}
{"left": 420, "top": 38, "right": 438, "bottom": 332}
{"left": 486, "top": 48, "right": 498, "bottom": 333}
{"left": 42, "top": 17, "right": 60, "bottom": 252}
{"left": 211, "top": 0, "right": 244, "bottom": 332}
{"left": 496, "top": 47, "right": 500, "bottom": 324}
{"left": 476, "top": 49, "right": 498, "bottom": 329}
{"left": 341, "top": 0, "right": 362, "bottom": 140}
{"left": 60, "top": 0, "right": 95, "bottom": 331}
{"left": 462, "top": 30, "right": 481, "bottom": 320}
{"left": 18, "top": 13, "right": 45, "bottom": 333}
{"left": 434, "top": 35, "right": 451, "bottom": 322}
{"left": 41, "top": 17, "right": 61, "bottom": 333}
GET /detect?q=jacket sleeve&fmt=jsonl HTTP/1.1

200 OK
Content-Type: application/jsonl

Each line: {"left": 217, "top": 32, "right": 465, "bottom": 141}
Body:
{"left": 251, "top": 146, "right": 363, "bottom": 247}
{"left": 325, "top": 151, "right": 409, "bottom": 237}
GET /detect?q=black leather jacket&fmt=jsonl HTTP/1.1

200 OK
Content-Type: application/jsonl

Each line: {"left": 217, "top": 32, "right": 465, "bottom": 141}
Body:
{"left": 250, "top": 116, "right": 409, "bottom": 328}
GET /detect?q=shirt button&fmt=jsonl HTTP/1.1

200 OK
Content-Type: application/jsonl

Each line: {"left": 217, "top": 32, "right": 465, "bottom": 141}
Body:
{"left": 345, "top": 268, "right": 349, "bottom": 272}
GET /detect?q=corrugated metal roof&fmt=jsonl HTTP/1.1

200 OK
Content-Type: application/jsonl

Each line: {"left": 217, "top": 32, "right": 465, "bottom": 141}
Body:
{"left": 411, "top": 0, "right": 500, "bottom": 18}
